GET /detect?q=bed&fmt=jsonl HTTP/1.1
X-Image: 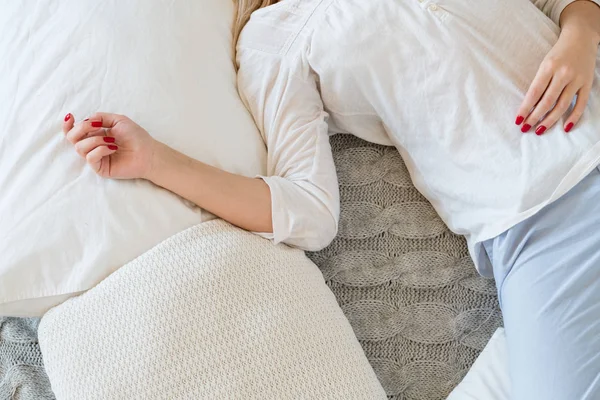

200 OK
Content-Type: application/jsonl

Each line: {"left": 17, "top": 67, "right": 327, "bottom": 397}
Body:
{"left": 0, "top": 0, "right": 507, "bottom": 397}
{"left": 0, "top": 134, "right": 503, "bottom": 400}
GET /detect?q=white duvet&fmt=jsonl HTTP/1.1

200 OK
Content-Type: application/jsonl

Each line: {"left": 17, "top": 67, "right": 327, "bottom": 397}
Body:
{"left": 38, "top": 220, "right": 387, "bottom": 399}
{"left": 0, "top": 0, "right": 267, "bottom": 316}
{"left": 448, "top": 328, "right": 510, "bottom": 400}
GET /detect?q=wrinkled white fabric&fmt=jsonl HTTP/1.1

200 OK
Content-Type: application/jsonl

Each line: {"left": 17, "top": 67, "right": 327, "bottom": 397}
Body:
{"left": 237, "top": 0, "right": 600, "bottom": 275}
{"left": 0, "top": 0, "right": 338, "bottom": 316}
{"left": 448, "top": 328, "right": 510, "bottom": 400}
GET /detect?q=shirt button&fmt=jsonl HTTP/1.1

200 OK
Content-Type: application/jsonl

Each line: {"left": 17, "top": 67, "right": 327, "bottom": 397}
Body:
{"left": 428, "top": 4, "right": 439, "bottom": 11}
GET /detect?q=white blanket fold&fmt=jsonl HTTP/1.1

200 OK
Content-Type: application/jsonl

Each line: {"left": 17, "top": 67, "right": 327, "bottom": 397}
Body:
{"left": 38, "top": 220, "right": 386, "bottom": 399}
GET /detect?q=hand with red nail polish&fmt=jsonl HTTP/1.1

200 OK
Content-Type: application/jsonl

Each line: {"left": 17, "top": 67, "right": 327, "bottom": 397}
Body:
{"left": 61, "top": 112, "right": 275, "bottom": 235}
{"left": 514, "top": 7, "right": 598, "bottom": 135}
{"left": 62, "top": 112, "right": 155, "bottom": 179}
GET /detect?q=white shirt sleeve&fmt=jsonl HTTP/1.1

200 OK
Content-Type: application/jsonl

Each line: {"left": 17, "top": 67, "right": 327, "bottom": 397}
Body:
{"left": 531, "top": 0, "right": 600, "bottom": 26}
{"left": 236, "top": 48, "right": 340, "bottom": 251}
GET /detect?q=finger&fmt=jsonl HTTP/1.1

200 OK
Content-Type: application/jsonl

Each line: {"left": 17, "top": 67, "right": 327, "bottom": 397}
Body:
{"left": 522, "top": 77, "right": 567, "bottom": 133}
{"left": 535, "top": 83, "right": 579, "bottom": 135}
{"left": 86, "top": 144, "right": 118, "bottom": 170}
{"left": 74, "top": 136, "right": 117, "bottom": 158}
{"left": 66, "top": 119, "right": 106, "bottom": 144}
{"left": 516, "top": 66, "right": 553, "bottom": 126}
{"left": 62, "top": 113, "right": 75, "bottom": 134}
{"left": 564, "top": 85, "right": 592, "bottom": 133}
{"left": 88, "top": 112, "right": 127, "bottom": 128}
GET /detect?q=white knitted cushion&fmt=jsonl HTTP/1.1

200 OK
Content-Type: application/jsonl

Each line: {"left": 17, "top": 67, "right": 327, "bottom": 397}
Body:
{"left": 38, "top": 220, "right": 386, "bottom": 400}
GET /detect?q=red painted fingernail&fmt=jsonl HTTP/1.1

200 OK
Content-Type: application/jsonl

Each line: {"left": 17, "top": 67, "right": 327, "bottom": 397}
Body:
{"left": 515, "top": 115, "right": 524, "bottom": 125}
{"left": 108, "top": 145, "right": 118, "bottom": 150}
{"left": 84, "top": 118, "right": 89, "bottom": 121}
{"left": 535, "top": 125, "right": 547, "bottom": 136}
{"left": 103, "top": 137, "right": 116, "bottom": 143}
{"left": 91, "top": 121, "right": 102, "bottom": 128}
{"left": 64, "top": 113, "right": 71, "bottom": 122}
{"left": 521, "top": 124, "right": 531, "bottom": 133}
{"left": 565, "top": 122, "right": 574, "bottom": 133}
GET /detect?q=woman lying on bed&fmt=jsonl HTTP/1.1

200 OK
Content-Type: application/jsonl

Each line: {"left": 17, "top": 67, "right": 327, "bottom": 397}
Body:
{"left": 62, "top": 0, "right": 599, "bottom": 398}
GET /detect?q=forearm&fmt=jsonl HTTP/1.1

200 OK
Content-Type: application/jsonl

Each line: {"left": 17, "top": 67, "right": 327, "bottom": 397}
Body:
{"left": 560, "top": 1, "right": 600, "bottom": 45}
{"left": 145, "top": 141, "right": 273, "bottom": 233}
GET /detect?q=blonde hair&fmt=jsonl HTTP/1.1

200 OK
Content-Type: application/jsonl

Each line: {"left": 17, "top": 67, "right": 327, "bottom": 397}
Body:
{"left": 232, "top": 0, "right": 278, "bottom": 59}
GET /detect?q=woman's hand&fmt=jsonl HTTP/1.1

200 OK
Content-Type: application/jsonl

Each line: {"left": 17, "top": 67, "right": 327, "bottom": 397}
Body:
{"left": 516, "top": 2, "right": 600, "bottom": 135}
{"left": 63, "top": 112, "right": 156, "bottom": 179}
{"left": 62, "top": 111, "right": 274, "bottom": 233}
{"left": 516, "top": 31, "right": 597, "bottom": 134}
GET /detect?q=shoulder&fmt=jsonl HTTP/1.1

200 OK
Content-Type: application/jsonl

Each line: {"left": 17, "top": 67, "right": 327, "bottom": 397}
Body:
{"left": 236, "top": 0, "right": 333, "bottom": 111}
{"left": 237, "top": 0, "right": 332, "bottom": 85}
{"left": 237, "top": 0, "right": 329, "bottom": 56}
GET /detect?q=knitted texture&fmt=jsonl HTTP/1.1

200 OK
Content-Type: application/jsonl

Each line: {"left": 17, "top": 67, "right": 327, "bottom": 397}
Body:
{"left": 0, "top": 135, "right": 502, "bottom": 399}
{"left": 0, "top": 318, "right": 53, "bottom": 400}
{"left": 307, "top": 135, "right": 502, "bottom": 400}
{"left": 37, "top": 220, "right": 387, "bottom": 400}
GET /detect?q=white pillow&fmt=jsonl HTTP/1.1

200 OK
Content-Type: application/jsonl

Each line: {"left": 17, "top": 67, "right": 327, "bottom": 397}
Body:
{"left": 0, "top": 1, "right": 266, "bottom": 317}
{"left": 38, "top": 220, "right": 387, "bottom": 399}
{"left": 447, "top": 328, "right": 510, "bottom": 400}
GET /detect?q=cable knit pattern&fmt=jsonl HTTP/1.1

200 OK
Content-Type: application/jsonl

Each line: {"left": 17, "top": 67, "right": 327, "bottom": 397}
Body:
{"left": 0, "top": 318, "right": 53, "bottom": 400}
{"left": 36, "top": 220, "right": 387, "bottom": 400}
{"left": 307, "top": 134, "right": 502, "bottom": 400}
{"left": 1, "top": 135, "right": 501, "bottom": 399}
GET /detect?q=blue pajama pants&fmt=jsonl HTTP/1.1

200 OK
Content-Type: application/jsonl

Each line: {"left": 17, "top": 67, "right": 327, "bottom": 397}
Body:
{"left": 483, "top": 166, "right": 600, "bottom": 400}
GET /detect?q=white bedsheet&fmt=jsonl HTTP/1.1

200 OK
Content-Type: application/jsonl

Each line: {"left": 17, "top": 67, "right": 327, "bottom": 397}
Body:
{"left": 0, "top": 0, "right": 267, "bottom": 316}
{"left": 448, "top": 328, "right": 510, "bottom": 400}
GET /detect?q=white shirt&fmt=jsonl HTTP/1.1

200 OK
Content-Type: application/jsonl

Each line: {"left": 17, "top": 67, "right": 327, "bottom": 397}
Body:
{"left": 237, "top": 0, "right": 600, "bottom": 276}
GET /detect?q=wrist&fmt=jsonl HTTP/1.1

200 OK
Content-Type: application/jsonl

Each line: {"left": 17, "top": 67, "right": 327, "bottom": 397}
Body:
{"left": 560, "top": 1, "right": 600, "bottom": 46}
{"left": 562, "top": 24, "right": 600, "bottom": 46}
{"left": 143, "top": 139, "right": 167, "bottom": 182}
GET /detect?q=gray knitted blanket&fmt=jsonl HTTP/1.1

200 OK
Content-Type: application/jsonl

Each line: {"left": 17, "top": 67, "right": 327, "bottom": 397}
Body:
{"left": 0, "top": 318, "right": 52, "bottom": 400}
{"left": 0, "top": 134, "right": 501, "bottom": 400}
{"left": 308, "top": 135, "right": 502, "bottom": 399}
